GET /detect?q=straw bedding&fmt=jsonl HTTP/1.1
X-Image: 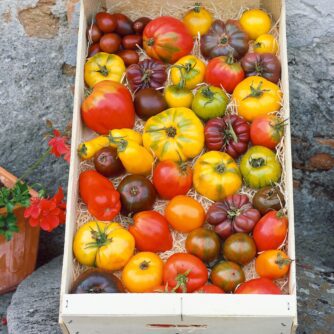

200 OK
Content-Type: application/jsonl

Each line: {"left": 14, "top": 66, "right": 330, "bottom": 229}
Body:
{"left": 74, "top": 1, "right": 289, "bottom": 294}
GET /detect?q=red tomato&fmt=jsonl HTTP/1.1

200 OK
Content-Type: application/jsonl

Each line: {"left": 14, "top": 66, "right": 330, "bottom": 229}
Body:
{"left": 143, "top": 16, "right": 194, "bottom": 64}
{"left": 81, "top": 81, "right": 135, "bottom": 134}
{"left": 235, "top": 278, "right": 282, "bottom": 294}
{"left": 253, "top": 210, "right": 288, "bottom": 251}
{"left": 250, "top": 115, "right": 285, "bottom": 150}
{"left": 153, "top": 160, "right": 193, "bottom": 199}
{"left": 129, "top": 211, "right": 173, "bottom": 252}
{"left": 95, "top": 12, "right": 117, "bottom": 33}
{"left": 149, "top": 284, "right": 174, "bottom": 293}
{"left": 194, "top": 284, "right": 224, "bottom": 293}
{"left": 163, "top": 253, "right": 208, "bottom": 292}
{"left": 205, "top": 56, "right": 245, "bottom": 94}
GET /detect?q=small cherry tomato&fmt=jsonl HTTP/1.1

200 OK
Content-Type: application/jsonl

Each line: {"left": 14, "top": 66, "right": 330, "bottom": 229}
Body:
{"left": 163, "top": 253, "right": 208, "bottom": 293}
{"left": 185, "top": 228, "right": 221, "bottom": 263}
{"left": 223, "top": 233, "right": 256, "bottom": 266}
{"left": 153, "top": 160, "right": 192, "bottom": 200}
{"left": 122, "top": 252, "right": 163, "bottom": 292}
{"left": 99, "top": 33, "right": 122, "bottom": 53}
{"left": 253, "top": 210, "right": 288, "bottom": 251}
{"left": 87, "top": 23, "right": 102, "bottom": 43}
{"left": 210, "top": 261, "right": 245, "bottom": 293}
{"left": 88, "top": 43, "right": 101, "bottom": 57}
{"left": 235, "top": 277, "right": 281, "bottom": 294}
{"left": 133, "top": 17, "right": 151, "bottom": 34}
{"left": 95, "top": 12, "right": 117, "bottom": 33}
{"left": 122, "top": 34, "right": 143, "bottom": 50}
{"left": 254, "top": 34, "right": 278, "bottom": 54}
{"left": 94, "top": 147, "right": 125, "bottom": 177}
{"left": 165, "top": 195, "right": 205, "bottom": 233}
{"left": 255, "top": 250, "right": 291, "bottom": 279}
{"left": 194, "top": 284, "right": 224, "bottom": 293}
{"left": 240, "top": 9, "right": 272, "bottom": 40}
{"left": 114, "top": 13, "right": 134, "bottom": 36}
{"left": 116, "top": 50, "right": 139, "bottom": 66}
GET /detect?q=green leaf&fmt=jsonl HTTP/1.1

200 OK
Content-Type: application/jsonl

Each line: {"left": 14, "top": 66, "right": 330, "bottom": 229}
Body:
{"left": 6, "top": 202, "right": 14, "bottom": 213}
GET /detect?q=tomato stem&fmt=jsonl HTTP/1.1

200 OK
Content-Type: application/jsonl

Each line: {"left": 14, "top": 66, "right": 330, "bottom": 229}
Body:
{"left": 226, "top": 54, "right": 235, "bottom": 65}
{"left": 242, "top": 81, "right": 270, "bottom": 100}
{"left": 215, "top": 163, "right": 225, "bottom": 174}
{"left": 194, "top": 2, "right": 202, "bottom": 13}
{"left": 97, "top": 64, "right": 109, "bottom": 77}
{"left": 147, "top": 38, "right": 155, "bottom": 46}
{"left": 173, "top": 269, "right": 191, "bottom": 293}
{"left": 275, "top": 252, "right": 292, "bottom": 269}
{"left": 249, "top": 157, "right": 265, "bottom": 168}
{"left": 85, "top": 223, "right": 111, "bottom": 249}
{"left": 201, "top": 85, "right": 215, "bottom": 100}
{"left": 139, "top": 260, "right": 151, "bottom": 270}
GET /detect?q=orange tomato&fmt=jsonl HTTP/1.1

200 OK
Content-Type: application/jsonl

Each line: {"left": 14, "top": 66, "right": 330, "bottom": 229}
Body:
{"left": 165, "top": 195, "right": 205, "bottom": 233}
{"left": 255, "top": 250, "right": 291, "bottom": 279}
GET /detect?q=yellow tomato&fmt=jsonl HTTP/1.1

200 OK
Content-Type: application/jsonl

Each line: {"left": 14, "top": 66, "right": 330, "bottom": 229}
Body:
{"left": 171, "top": 55, "right": 206, "bottom": 90}
{"left": 164, "top": 85, "right": 193, "bottom": 108}
{"left": 143, "top": 107, "right": 204, "bottom": 162}
{"left": 84, "top": 52, "right": 125, "bottom": 88}
{"left": 109, "top": 129, "right": 142, "bottom": 146}
{"left": 183, "top": 3, "right": 213, "bottom": 37}
{"left": 240, "top": 9, "right": 272, "bottom": 40}
{"left": 254, "top": 34, "right": 278, "bottom": 54}
{"left": 73, "top": 221, "right": 135, "bottom": 271}
{"left": 193, "top": 151, "right": 242, "bottom": 201}
{"left": 233, "top": 76, "right": 282, "bottom": 122}
{"left": 122, "top": 252, "right": 163, "bottom": 292}
{"left": 117, "top": 139, "right": 154, "bottom": 176}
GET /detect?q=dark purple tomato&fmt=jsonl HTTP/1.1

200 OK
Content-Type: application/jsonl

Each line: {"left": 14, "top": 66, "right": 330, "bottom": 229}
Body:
{"left": 210, "top": 261, "right": 245, "bottom": 292}
{"left": 122, "top": 34, "right": 143, "bottom": 50}
{"left": 252, "top": 186, "right": 285, "bottom": 215}
{"left": 114, "top": 13, "right": 134, "bottom": 36}
{"left": 87, "top": 23, "right": 103, "bottom": 43}
{"left": 70, "top": 269, "right": 125, "bottom": 294}
{"left": 88, "top": 43, "right": 101, "bottom": 57}
{"left": 93, "top": 147, "right": 125, "bottom": 177}
{"left": 117, "top": 175, "right": 156, "bottom": 216}
{"left": 134, "top": 88, "right": 168, "bottom": 120}
{"left": 95, "top": 12, "right": 117, "bottom": 33}
{"left": 99, "top": 33, "right": 122, "bottom": 53}
{"left": 133, "top": 17, "right": 151, "bottom": 34}
{"left": 116, "top": 49, "right": 139, "bottom": 66}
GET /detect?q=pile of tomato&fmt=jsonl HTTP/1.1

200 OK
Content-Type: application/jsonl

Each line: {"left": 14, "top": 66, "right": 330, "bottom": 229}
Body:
{"left": 71, "top": 5, "right": 292, "bottom": 296}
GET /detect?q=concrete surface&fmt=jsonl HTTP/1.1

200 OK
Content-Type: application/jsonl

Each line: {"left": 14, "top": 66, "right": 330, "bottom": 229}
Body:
{"left": 0, "top": 0, "right": 333, "bottom": 333}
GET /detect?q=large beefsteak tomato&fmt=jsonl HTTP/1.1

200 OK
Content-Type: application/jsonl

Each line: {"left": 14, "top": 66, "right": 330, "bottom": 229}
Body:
{"left": 81, "top": 80, "right": 135, "bottom": 134}
{"left": 143, "top": 16, "right": 194, "bottom": 64}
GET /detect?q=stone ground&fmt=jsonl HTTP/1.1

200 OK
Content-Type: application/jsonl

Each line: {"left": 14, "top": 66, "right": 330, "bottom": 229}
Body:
{"left": 0, "top": 0, "right": 333, "bottom": 333}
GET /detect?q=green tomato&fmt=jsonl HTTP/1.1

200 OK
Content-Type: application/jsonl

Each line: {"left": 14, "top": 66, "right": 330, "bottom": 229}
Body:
{"left": 240, "top": 146, "right": 282, "bottom": 189}
{"left": 192, "top": 85, "right": 229, "bottom": 120}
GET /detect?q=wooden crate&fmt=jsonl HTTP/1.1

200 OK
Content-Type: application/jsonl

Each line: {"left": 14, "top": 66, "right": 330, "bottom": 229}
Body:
{"left": 59, "top": 0, "right": 297, "bottom": 333}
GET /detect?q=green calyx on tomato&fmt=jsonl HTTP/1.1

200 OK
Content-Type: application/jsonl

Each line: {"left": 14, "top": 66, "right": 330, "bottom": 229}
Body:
{"left": 242, "top": 81, "right": 269, "bottom": 100}
{"left": 274, "top": 252, "right": 292, "bottom": 269}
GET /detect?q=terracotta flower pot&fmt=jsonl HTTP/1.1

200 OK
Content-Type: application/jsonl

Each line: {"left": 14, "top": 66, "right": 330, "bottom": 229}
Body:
{"left": 0, "top": 166, "right": 40, "bottom": 294}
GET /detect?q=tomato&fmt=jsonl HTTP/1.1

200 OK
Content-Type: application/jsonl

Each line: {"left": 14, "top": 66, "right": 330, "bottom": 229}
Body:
{"left": 223, "top": 233, "right": 256, "bottom": 266}
{"left": 113, "top": 13, "right": 134, "bottom": 36}
{"left": 239, "top": 9, "right": 272, "bottom": 40}
{"left": 143, "top": 107, "right": 204, "bottom": 162}
{"left": 201, "top": 20, "right": 249, "bottom": 60}
{"left": 250, "top": 115, "right": 285, "bottom": 149}
{"left": 133, "top": 17, "right": 151, "bottom": 34}
{"left": 254, "top": 34, "right": 278, "bottom": 54}
{"left": 94, "top": 147, "right": 125, "bottom": 177}
{"left": 122, "top": 252, "right": 163, "bottom": 293}
{"left": 70, "top": 269, "right": 124, "bottom": 294}
{"left": 183, "top": 3, "right": 213, "bottom": 37}
{"left": 240, "top": 146, "right": 282, "bottom": 189}
{"left": 95, "top": 12, "right": 117, "bottom": 33}
{"left": 73, "top": 221, "right": 135, "bottom": 271}
{"left": 122, "top": 34, "right": 143, "bottom": 50}
{"left": 241, "top": 53, "right": 281, "bottom": 84}
{"left": 233, "top": 76, "right": 282, "bottom": 122}
{"left": 193, "top": 151, "right": 242, "bottom": 201}
{"left": 165, "top": 195, "right": 205, "bottom": 233}
{"left": 84, "top": 52, "right": 125, "bottom": 88}
{"left": 149, "top": 284, "right": 174, "bottom": 293}
{"left": 115, "top": 139, "right": 154, "bottom": 176}
{"left": 252, "top": 186, "right": 285, "bottom": 215}
{"left": 194, "top": 284, "right": 224, "bottom": 294}
{"left": 88, "top": 43, "right": 101, "bottom": 57}
{"left": 87, "top": 23, "right": 102, "bottom": 43}
{"left": 170, "top": 55, "right": 206, "bottom": 90}
{"left": 192, "top": 85, "right": 229, "bottom": 120}
{"left": 81, "top": 80, "right": 134, "bottom": 134}
{"left": 153, "top": 160, "right": 192, "bottom": 200}
{"left": 253, "top": 210, "right": 288, "bottom": 251}
{"left": 99, "top": 33, "right": 121, "bottom": 53}
{"left": 116, "top": 50, "right": 139, "bottom": 66}
{"left": 235, "top": 278, "right": 281, "bottom": 294}
{"left": 256, "top": 250, "right": 291, "bottom": 279}
{"left": 206, "top": 194, "right": 261, "bottom": 239}
{"left": 130, "top": 211, "right": 173, "bottom": 252}
{"left": 134, "top": 88, "right": 168, "bottom": 120}
{"left": 143, "top": 16, "right": 194, "bottom": 64}
{"left": 185, "top": 228, "right": 221, "bottom": 263}
{"left": 79, "top": 170, "right": 121, "bottom": 221}
{"left": 117, "top": 175, "right": 156, "bottom": 216}
{"left": 164, "top": 85, "right": 193, "bottom": 108}
{"left": 205, "top": 56, "right": 245, "bottom": 94}
{"left": 210, "top": 261, "right": 245, "bottom": 293}
{"left": 204, "top": 115, "right": 250, "bottom": 159}
{"left": 163, "top": 253, "right": 208, "bottom": 293}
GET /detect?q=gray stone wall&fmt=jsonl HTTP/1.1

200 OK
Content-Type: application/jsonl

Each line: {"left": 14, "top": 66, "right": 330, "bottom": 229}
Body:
{"left": 0, "top": 0, "right": 333, "bottom": 333}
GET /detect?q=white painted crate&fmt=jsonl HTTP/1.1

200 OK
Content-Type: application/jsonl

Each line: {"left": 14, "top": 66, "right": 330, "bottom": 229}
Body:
{"left": 59, "top": 1, "right": 297, "bottom": 333}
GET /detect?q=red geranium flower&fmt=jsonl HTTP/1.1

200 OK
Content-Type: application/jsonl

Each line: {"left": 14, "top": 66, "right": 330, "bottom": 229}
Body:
{"left": 24, "top": 187, "right": 66, "bottom": 232}
{"left": 48, "top": 129, "right": 70, "bottom": 164}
